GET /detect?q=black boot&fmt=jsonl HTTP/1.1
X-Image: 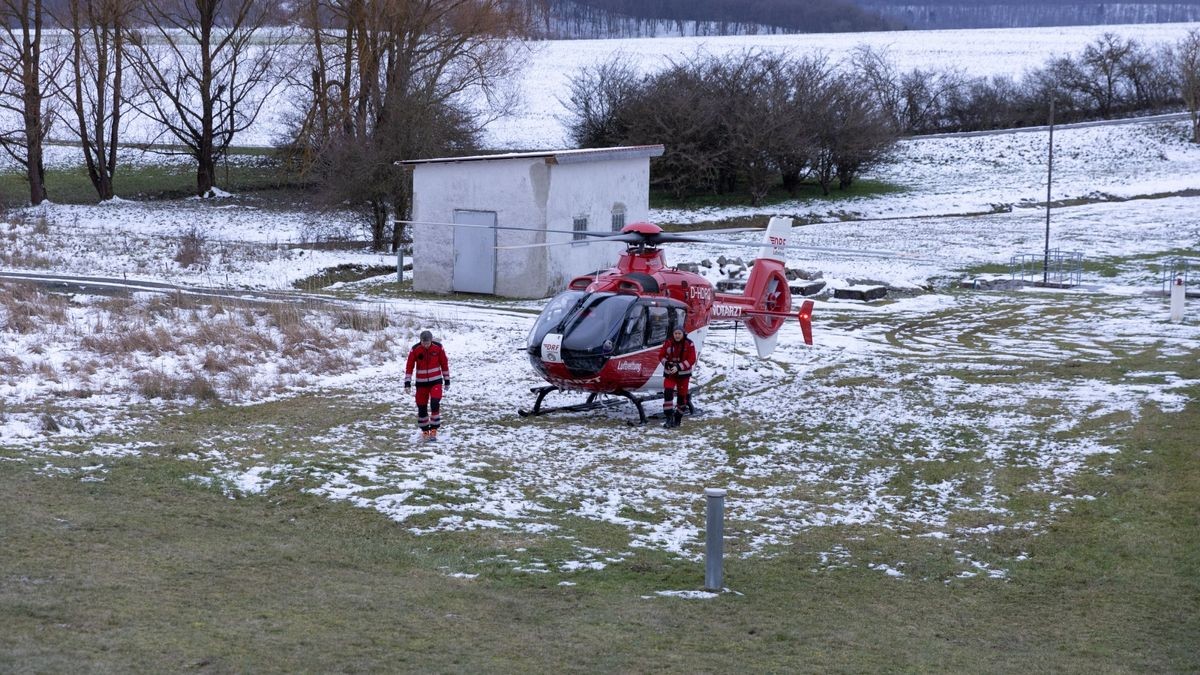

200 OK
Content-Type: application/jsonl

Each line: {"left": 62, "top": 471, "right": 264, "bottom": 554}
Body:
{"left": 673, "top": 410, "right": 683, "bottom": 428}
{"left": 663, "top": 411, "right": 675, "bottom": 428}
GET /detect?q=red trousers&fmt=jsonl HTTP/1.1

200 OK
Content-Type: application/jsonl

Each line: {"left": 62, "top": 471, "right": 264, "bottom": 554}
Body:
{"left": 414, "top": 383, "right": 443, "bottom": 430}
{"left": 663, "top": 375, "right": 690, "bottom": 413}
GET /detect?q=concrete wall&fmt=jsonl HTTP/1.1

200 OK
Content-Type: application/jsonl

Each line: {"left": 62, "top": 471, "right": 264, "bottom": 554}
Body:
{"left": 544, "top": 157, "right": 653, "bottom": 293}
{"left": 411, "top": 158, "right": 548, "bottom": 297}
{"left": 411, "top": 154, "right": 652, "bottom": 298}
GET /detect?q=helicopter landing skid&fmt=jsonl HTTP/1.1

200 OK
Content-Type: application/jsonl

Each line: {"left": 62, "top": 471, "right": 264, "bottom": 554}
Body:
{"left": 517, "top": 386, "right": 663, "bottom": 423}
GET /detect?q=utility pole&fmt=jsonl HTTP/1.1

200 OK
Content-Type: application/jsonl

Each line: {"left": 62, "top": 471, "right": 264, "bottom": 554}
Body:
{"left": 1043, "top": 98, "right": 1055, "bottom": 286}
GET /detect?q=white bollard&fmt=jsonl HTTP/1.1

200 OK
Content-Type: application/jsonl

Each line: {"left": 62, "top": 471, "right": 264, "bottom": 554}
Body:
{"left": 1170, "top": 277, "right": 1185, "bottom": 323}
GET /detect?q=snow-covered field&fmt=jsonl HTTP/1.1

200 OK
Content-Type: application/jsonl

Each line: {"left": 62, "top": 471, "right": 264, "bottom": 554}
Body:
{"left": 11, "top": 20, "right": 1200, "bottom": 160}
{"left": 3, "top": 24, "right": 1200, "bottom": 580}
{"left": 487, "top": 22, "right": 1200, "bottom": 150}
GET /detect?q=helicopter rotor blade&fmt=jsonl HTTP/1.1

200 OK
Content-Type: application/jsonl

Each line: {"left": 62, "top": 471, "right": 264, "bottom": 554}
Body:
{"left": 495, "top": 231, "right": 715, "bottom": 250}
{"left": 729, "top": 239, "right": 922, "bottom": 260}
{"left": 397, "top": 219, "right": 624, "bottom": 239}
{"left": 497, "top": 239, "right": 625, "bottom": 251}
{"left": 401, "top": 219, "right": 922, "bottom": 260}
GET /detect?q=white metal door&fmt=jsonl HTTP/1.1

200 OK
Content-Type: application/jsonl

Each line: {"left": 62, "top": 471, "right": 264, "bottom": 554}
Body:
{"left": 452, "top": 210, "right": 496, "bottom": 294}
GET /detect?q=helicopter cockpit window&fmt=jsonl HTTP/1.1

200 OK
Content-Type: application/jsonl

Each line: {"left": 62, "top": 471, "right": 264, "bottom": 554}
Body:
{"left": 646, "top": 305, "right": 671, "bottom": 346}
{"left": 527, "top": 290, "right": 586, "bottom": 349}
{"left": 617, "top": 306, "right": 647, "bottom": 353}
{"left": 562, "top": 293, "right": 636, "bottom": 353}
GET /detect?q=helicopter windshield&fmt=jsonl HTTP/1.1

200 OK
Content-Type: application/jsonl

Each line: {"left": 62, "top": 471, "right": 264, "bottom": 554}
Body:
{"left": 561, "top": 294, "right": 637, "bottom": 354}
{"left": 527, "top": 290, "right": 587, "bottom": 350}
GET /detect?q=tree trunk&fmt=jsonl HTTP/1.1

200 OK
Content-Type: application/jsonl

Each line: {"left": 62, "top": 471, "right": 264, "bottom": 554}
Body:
{"left": 22, "top": 1, "right": 46, "bottom": 206}
{"left": 781, "top": 171, "right": 800, "bottom": 194}
{"left": 196, "top": 148, "right": 215, "bottom": 196}
{"left": 97, "top": 173, "right": 113, "bottom": 201}
{"left": 25, "top": 135, "right": 46, "bottom": 205}
{"left": 370, "top": 198, "right": 388, "bottom": 251}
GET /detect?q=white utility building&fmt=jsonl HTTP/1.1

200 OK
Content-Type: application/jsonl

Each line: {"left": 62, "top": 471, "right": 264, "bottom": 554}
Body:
{"left": 403, "top": 145, "right": 663, "bottom": 298}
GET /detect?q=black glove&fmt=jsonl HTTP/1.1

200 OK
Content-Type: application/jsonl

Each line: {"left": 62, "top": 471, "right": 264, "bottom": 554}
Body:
{"left": 443, "top": 379, "right": 450, "bottom": 391}
{"left": 404, "top": 380, "right": 411, "bottom": 392}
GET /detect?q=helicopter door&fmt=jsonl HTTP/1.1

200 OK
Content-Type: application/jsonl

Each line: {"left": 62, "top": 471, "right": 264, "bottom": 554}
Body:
{"left": 452, "top": 209, "right": 496, "bottom": 294}
{"left": 616, "top": 305, "right": 648, "bottom": 354}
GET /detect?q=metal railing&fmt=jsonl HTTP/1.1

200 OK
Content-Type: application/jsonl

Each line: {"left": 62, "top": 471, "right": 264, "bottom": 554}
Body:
{"left": 1160, "top": 256, "right": 1199, "bottom": 296}
{"left": 1010, "top": 250, "right": 1084, "bottom": 288}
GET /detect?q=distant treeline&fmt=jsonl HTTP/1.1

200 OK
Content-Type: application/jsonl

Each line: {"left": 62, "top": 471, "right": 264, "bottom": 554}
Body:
{"left": 532, "top": 0, "right": 899, "bottom": 38}
{"left": 529, "top": 0, "right": 1200, "bottom": 36}
{"left": 855, "top": 1, "right": 1200, "bottom": 29}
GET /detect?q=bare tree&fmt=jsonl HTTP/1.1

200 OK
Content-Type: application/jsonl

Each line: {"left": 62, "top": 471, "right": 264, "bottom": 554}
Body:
{"left": 851, "top": 44, "right": 964, "bottom": 135}
{"left": 1026, "top": 58, "right": 1089, "bottom": 124}
{"left": 0, "top": 0, "right": 58, "bottom": 205}
{"left": 562, "top": 55, "right": 641, "bottom": 148}
{"left": 1172, "top": 29, "right": 1200, "bottom": 143}
{"left": 706, "top": 51, "right": 792, "bottom": 204}
{"left": 620, "top": 59, "right": 724, "bottom": 199}
{"left": 127, "top": 0, "right": 287, "bottom": 197}
{"left": 1070, "top": 33, "right": 1140, "bottom": 118}
{"left": 850, "top": 45, "right": 902, "bottom": 132}
{"left": 808, "top": 73, "right": 894, "bottom": 195}
{"left": 773, "top": 54, "right": 833, "bottom": 193}
{"left": 1120, "top": 42, "right": 1174, "bottom": 112}
{"left": 287, "top": 0, "right": 531, "bottom": 251}
{"left": 55, "top": 0, "right": 136, "bottom": 201}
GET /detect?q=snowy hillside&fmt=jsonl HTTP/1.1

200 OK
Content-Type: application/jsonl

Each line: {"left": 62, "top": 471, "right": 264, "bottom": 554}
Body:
{"left": 10, "top": 21, "right": 1198, "bottom": 159}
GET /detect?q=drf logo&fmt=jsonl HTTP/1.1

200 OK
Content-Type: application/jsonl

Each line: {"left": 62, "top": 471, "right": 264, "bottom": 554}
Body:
{"left": 710, "top": 304, "right": 743, "bottom": 318}
{"left": 769, "top": 235, "right": 787, "bottom": 257}
{"left": 541, "top": 334, "right": 563, "bottom": 363}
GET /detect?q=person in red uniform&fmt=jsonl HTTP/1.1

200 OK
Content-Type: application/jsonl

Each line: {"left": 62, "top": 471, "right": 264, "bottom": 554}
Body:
{"left": 658, "top": 327, "right": 696, "bottom": 428}
{"left": 404, "top": 330, "right": 450, "bottom": 441}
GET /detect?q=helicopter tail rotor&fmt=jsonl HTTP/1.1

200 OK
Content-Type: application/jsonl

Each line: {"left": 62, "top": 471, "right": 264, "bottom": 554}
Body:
{"left": 711, "top": 216, "right": 814, "bottom": 356}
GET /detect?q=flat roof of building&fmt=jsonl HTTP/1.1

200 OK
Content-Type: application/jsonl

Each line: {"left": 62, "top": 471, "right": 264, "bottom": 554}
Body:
{"left": 400, "top": 145, "right": 664, "bottom": 166}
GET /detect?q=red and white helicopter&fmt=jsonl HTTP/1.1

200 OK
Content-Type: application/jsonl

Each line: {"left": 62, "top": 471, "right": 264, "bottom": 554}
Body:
{"left": 516, "top": 215, "right": 814, "bottom": 423}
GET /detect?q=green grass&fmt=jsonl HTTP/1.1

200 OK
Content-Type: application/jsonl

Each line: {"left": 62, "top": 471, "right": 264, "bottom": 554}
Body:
{"left": 0, "top": 147, "right": 310, "bottom": 206}
{"left": 4, "top": 418, "right": 1195, "bottom": 672}
{"left": 292, "top": 263, "right": 397, "bottom": 291}
{"left": 3, "top": 371, "right": 1197, "bottom": 671}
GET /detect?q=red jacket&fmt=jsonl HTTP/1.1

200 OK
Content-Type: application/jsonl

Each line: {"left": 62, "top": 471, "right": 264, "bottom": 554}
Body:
{"left": 405, "top": 341, "right": 449, "bottom": 387}
{"left": 658, "top": 336, "right": 696, "bottom": 377}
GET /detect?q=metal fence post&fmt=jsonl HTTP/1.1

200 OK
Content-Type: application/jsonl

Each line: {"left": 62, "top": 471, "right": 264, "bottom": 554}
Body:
{"left": 705, "top": 488, "right": 726, "bottom": 591}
